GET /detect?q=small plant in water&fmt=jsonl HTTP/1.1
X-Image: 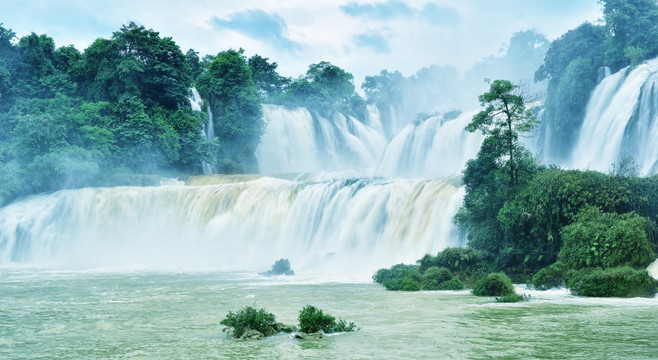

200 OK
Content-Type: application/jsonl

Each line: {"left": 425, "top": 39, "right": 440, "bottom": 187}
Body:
{"left": 298, "top": 305, "right": 356, "bottom": 333}
{"left": 220, "top": 306, "right": 278, "bottom": 338}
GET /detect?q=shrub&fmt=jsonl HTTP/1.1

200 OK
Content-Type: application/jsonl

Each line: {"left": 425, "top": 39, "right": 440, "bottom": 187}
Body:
{"left": 532, "top": 262, "right": 566, "bottom": 290}
{"left": 495, "top": 293, "right": 526, "bottom": 303}
{"left": 472, "top": 272, "right": 516, "bottom": 297}
{"left": 417, "top": 247, "right": 483, "bottom": 274}
{"left": 559, "top": 206, "right": 656, "bottom": 269}
{"left": 436, "top": 278, "right": 465, "bottom": 290}
{"left": 420, "top": 267, "right": 465, "bottom": 290}
{"left": 373, "top": 264, "right": 421, "bottom": 291}
{"left": 220, "top": 306, "right": 278, "bottom": 338}
{"left": 420, "top": 267, "right": 453, "bottom": 290}
{"left": 298, "top": 305, "right": 356, "bottom": 334}
{"left": 568, "top": 267, "right": 658, "bottom": 298}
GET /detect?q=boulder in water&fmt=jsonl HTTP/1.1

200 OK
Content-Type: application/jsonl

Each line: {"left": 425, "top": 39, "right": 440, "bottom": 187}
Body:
{"left": 260, "top": 258, "right": 295, "bottom": 276}
{"left": 294, "top": 330, "right": 324, "bottom": 339}
{"left": 239, "top": 329, "right": 264, "bottom": 340}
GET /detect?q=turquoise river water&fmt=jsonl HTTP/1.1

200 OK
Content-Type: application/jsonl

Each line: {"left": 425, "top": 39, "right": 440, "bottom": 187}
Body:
{"left": 1, "top": 269, "right": 657, "bottom": 359}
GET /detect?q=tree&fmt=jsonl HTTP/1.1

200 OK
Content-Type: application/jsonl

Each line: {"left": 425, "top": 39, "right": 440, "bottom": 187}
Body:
{"left": 247, "top": 54, "right": 290, "bottom": 98}
{"left": 196, "top": 49, "right": 263, "bottom": 173}
{"left": 456, "top": 80, "right": 539, "bottom": 272}
{"left": 279, "top": 61, "right": 364, "bottom": 119}
{"left": 600, "top": 0, "right": 658, "bottom": 70}
{"left": 466, "top": 80, "right": 536, "bottom": 188}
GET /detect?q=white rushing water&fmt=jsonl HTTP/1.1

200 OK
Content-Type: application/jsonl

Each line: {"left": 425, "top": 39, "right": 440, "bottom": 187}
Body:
{"left": 0, "top": 176, "right": 465, "bottom": 280}
{"left": 376, "top": 111, "right": 482, "bottom": 178}
{"left": 571, "top": 57, "right": 658, "bottom": 175}
{"left": 256, "top": 105, "right": 387, "bottom": 173}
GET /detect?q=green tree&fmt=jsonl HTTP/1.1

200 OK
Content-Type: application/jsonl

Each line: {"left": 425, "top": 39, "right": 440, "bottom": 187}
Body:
{"left": 196, "top": 49, "right": 263, "bottom": 173}
{"left": 279, "top": 61, "right": 364, "bottom": 120}
{"left": 466, "top": 80, "right": 537, "bottom": 189}
{"left": 600, "top": 0, "right": 658, "bottom": 70}
{"left": 456, "top": 80, "right": 538, "bottom": 271}
{"left": 248, "top": 54, "right": 290, "bottom": 98}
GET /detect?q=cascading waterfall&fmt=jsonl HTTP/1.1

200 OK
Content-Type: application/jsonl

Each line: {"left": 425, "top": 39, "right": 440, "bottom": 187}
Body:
{"left": 256, "top": 105, "right": 387, "bottom": 173}
{"left": 571, "top": 57, "right": 658, "bottom": 175}
{"left": 188, "top": 88, "right": 215, "bottom": 174}
{"left": 0, "top": 176, "right": 464, "bottom": 280}
{"left": 375, "top": 111, "right": 482, "bottom": 178}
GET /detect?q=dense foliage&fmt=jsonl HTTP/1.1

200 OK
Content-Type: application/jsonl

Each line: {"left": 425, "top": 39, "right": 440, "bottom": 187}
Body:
{"left": 568, "top": 267, "right": 658, "bottom": 298}
{"left": 220, "top": 306, "right": 279, "bottom": 339}
{"left": 471, "top": 272, "right": 516, "bottom": 297}
{"left": 559, "top": 206, "right": 656, "bottom": 269}
{"left": 531, "top": 262, "right": 567, "bottom": 290}
{"left": 372, "top": 264, "right": 421, "bottom": 291}
{"left": 197, "top": 49, "right": 263, "bottom": 173}
{"left": 455, "top": 80, "right": 539, "bottom": 274}
{"left": 298, "top": 305, "right": 356, "bottom": 334}
{"left": 0, "top": 22, "right": 369, "bottom": 205}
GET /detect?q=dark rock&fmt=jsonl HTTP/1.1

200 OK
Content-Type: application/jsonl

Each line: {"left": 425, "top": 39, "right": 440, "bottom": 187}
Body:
{"left": 260, "top": 258, "right": 295, "bottom": 276}
{"left": 294, "top": 330, "right": 324, "bottom": 339}
{"left": 239, "top": 329, "right": 264, "bottom": 340}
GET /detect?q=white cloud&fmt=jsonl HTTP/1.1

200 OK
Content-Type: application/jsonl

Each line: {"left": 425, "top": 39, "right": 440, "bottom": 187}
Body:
{"left": 0, "top": 0, "right": 602, "bottom": 85}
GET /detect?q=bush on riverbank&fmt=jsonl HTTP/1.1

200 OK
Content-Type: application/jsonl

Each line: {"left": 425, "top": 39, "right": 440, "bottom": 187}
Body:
{"left": 567, "top": 267, "right": 658, "bottom": 297}
{"left": 417, "top": 247, "right": 484, "bottom": 284}
{"left": 559, "top": 206, "right": 656, "bottom": 269}
{"left": 421, "top": 267, "right": 464, "bottom": 290}
{"left": 373, "top": 264, "right": 421, "bottom": 291}
{"left": 531, "top": 262, "right": 567, "bottom": 290}
{"left": 472, "top": 272, "right": 516, "bottom": 297}
{"left": 373, "top": 260, "right": 465, "bottom": 291}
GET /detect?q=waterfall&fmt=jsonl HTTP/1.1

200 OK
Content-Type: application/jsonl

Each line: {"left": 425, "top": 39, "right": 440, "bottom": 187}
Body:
{"left": 375, "top": 111, "right": 482, "bottom": 178}
{"left": 188, "top": 88, "right": 215, "bottom": 174}
{"left": 570, "top": 57, "right": 658, "bottom": 175}
{"left": 257, "top": 105, "right": 387, "bottom": 173}
{"left": 0, "top": 176, "right": 464, "bottom": 279}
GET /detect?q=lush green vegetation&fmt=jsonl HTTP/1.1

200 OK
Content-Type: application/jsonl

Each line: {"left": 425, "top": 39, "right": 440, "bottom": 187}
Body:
{"left": 373, "top": 250, "right": 472, "bottom": 291}
{"left": 0, "top": 22, "right": 369, "bottom": 205}
{"left": 220, "top": 306, "right": 281, "bottom": 339}
{"left": 568, "top": 267, "right": 658, "bottom": 298}
{"left": 372, "top": 264, "right": 421, "bottom": 291}
{"left": 472, "top": 272, "right": 516, "bottom": 297}
{"left": 298, "top": 305, "right": 356, "bottom": 334}
{"left": 220, "top": 305, "right": 355, "bottom": 340}
{"left": 531, "top": 262, "right": 567, "bottom": 290}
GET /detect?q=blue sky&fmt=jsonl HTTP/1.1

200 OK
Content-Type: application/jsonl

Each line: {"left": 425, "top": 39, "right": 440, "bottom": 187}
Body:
{"left": 0, "top": 0, "right": 602, "bottom": 85}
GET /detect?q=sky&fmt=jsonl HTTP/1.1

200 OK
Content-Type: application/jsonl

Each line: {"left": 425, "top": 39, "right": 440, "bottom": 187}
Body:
{"left": 0, "top": 0, "right": 602, "bottom": 86}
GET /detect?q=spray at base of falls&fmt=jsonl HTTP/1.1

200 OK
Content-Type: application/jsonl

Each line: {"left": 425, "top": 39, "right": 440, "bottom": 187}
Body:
{"left": 0, "top": 176, "right": 465, "bottom": 280}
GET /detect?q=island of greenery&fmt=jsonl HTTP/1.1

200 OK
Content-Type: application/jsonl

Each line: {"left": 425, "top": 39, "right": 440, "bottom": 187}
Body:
{"left": 220, "top": 305, "right": 355, "bottom": 340}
